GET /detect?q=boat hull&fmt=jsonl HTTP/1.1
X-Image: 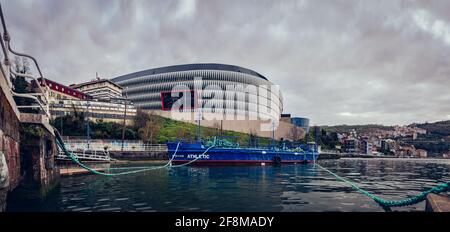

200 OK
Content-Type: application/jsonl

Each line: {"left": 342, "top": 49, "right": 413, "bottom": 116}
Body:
{"left": 167, "top": 142, "right": 318, "bottom": 165}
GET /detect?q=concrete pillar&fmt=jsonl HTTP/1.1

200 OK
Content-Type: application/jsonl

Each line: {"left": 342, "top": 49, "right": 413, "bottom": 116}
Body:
{"left": 17, "top": 124, "right": 60, "bottom": 200}
{"left": 2, "top": 61, "right": 60, "bottom": 210}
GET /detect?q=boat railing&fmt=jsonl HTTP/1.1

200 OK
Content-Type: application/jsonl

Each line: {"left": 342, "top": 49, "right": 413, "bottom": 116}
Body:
{"left": 205, "top": 145, "right": 316, "bottom": 153}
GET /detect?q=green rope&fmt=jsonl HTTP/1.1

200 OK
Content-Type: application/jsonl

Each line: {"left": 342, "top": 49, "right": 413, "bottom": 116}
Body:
{"left": 315, "top": 163, "right": 449, "bottom": 208}
{"left": 56, "top": 139, "right": 177, "bottom": 176}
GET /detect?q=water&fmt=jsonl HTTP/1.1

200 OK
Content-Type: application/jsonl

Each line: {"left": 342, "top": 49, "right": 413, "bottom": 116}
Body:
{"left": 6, "top": 158, "right": 450, "bottom": 212}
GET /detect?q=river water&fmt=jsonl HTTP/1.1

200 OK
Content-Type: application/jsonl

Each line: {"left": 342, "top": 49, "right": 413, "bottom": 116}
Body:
{"left": 6, "top": 158, "right": 450, "bottom": 212}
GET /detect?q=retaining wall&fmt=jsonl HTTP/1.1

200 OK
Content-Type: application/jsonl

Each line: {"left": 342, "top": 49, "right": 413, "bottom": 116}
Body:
{"left": 0, "top": 73, "right": 21, "bottom": 211}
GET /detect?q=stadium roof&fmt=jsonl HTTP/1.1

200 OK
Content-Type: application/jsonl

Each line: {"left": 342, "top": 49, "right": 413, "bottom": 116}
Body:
{"left": 111, "top": 63, "right": 268, "bottom": 82}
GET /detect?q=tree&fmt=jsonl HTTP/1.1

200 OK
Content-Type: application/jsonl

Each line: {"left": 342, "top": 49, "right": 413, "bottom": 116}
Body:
{"left": 134, "top": 108, "right": 150, "bottom": 129}
{"left": 138, "top": 111, "right": 163, "bottom": 144}
{"left": 11, "top": 56, "right": 37, "bottom": 113}
{"left": 139, "top": 121, "right": 161, "bottom": 144}
{"left": 12, "top": 56, "right": 30, "bottom": 92}
{"left": 213, "top": 121, "right": 222, "bottom": 135}
{"left": 50, "top": 112, "right": 86, "bottom": 137}
{"left": 248, "top": 129, "right": 258, "bottom": 147}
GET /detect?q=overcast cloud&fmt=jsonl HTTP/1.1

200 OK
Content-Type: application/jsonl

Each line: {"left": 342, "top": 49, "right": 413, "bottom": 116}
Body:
{"left": 2, "top": 0, "right": 450, "bottom": 126}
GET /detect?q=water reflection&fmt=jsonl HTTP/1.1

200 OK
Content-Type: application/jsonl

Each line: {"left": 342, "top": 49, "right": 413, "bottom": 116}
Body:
{"left": 6, "top": 158, "right": 450, "bottom": 212}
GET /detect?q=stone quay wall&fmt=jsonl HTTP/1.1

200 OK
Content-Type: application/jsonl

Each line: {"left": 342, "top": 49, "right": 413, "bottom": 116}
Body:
{"left": 0, "top": 74, "right": 21, "bottom": 211}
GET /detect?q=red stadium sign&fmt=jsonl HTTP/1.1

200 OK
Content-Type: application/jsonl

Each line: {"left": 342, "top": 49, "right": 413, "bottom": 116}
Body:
{"left": 160, "top": 89, "right": 198, "bottom": 111}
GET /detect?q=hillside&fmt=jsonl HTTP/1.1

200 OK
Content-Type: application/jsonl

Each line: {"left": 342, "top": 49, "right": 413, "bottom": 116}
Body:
{"left": 411, "top": 120, "right": 450, "bottom": 137}
{"left": 321, "top": 124, "right": 394, "bottom": 134}
{"left": 322, "top": 120, "right": 450, "bottom": 137}
{"left": 50, "top": 112, "right": 273, "bottom": 147}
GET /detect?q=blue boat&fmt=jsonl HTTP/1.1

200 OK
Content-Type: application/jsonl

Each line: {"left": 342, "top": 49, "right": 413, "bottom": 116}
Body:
{"left": 167, "top": 139, "right": 319, "bottom": 165}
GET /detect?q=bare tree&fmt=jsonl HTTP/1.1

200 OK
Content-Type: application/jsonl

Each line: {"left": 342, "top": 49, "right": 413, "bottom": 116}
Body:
{"left": 213, "top": 120, "right": 222, "bottom": 135}
{"left": 12, "top": 57, "right": 34, "bottom": 110}
{"left": 249, "top": 129, "right": 258, "bottom": 147}
{"left": 138, "top": 111, "right": 162, "bottom": 144}
{"left": 134, "top": 108, "right": 150, "bottom": 129}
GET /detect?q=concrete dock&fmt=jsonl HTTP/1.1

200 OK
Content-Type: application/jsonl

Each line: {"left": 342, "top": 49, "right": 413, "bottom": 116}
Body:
{"left": 425, "top": 193, "right": 450, "bottom": 212}
{"left": 59, "top": 168, "right": 106, "bottom": 176}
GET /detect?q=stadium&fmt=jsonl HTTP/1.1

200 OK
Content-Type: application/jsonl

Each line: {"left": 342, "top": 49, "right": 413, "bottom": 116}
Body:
{"left": 111, "top": 63, "right": 283, "bottom": 121}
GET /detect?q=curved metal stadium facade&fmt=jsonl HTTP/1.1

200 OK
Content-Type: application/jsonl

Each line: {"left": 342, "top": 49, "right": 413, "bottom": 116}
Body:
{"left": 111, "top": 63, "right": 283, "bottom": 119}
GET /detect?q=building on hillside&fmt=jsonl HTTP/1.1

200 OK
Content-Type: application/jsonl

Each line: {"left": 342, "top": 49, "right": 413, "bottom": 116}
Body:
{"left": 396, "top": 145, "right": 416, "bottom": 158}
{"left": 443, "top": 151, "right": 450, "bottom": 159}
{"left": 393, "top": 126, "right": 426, "bottom": 138}
{"left": 416, "top": 149, "right": 427, "bottom": 158}
{"left": 343, "top": 138, "right": 359, "bottom": 153}
{"left": 33, "top": 78, "right": 136, "bottom": 125}
{"left": 349, "top": 129, "right": 357, "bottom": 138}
{"left": 49, "top": 98, "right": 136, "bottom": 125}
{"left": 70, "top": 78, "right": 123, "bottom": 101}
{"left": 336, "top": 133, "right": 345, "bottom": 143}
{"left": 380, "top": 139, "right": 396, "bottom": 154}
{"left": 359, "top": 139, "right": 372, "bottom": 155}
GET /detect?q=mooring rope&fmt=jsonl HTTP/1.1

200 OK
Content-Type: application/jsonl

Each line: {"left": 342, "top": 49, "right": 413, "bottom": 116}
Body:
{"left": 55, "top": 130, "right": 214, "bottom": 176}
{"left": 314, "top": 163, "right": 449, "bottom": 209}
{"left": 56, "top": 139, "right": 176, "bottom": 176}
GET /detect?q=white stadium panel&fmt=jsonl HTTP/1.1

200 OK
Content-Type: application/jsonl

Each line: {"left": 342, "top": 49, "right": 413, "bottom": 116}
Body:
{"left": 112, "top": 63, "right": 284, "bottom": 115}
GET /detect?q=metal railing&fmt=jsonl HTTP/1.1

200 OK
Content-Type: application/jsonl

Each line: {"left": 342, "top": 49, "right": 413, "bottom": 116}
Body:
{"left": 0, "top": 3, "right": 50, "bottom": 117}
{"left": 320, "top": 149, "right": 341, "bottom": 154}
{"left": 63, "top": 140, "right": 168, "bottom": 152}
{"left": 57, "top": 148, "right": 111, "bottom": 162}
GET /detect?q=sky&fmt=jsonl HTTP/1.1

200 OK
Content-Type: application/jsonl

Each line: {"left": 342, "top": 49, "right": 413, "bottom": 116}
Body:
{"left": 2, "top": 0, "right": 450, "bottom": 126}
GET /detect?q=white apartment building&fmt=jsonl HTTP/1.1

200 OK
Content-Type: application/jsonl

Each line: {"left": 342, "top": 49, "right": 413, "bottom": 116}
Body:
{"left": 70, "top": 78, "right": 123, "bottom": 101}
{"left": 50, "top": 99, "right": 136, "bottom": 125}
